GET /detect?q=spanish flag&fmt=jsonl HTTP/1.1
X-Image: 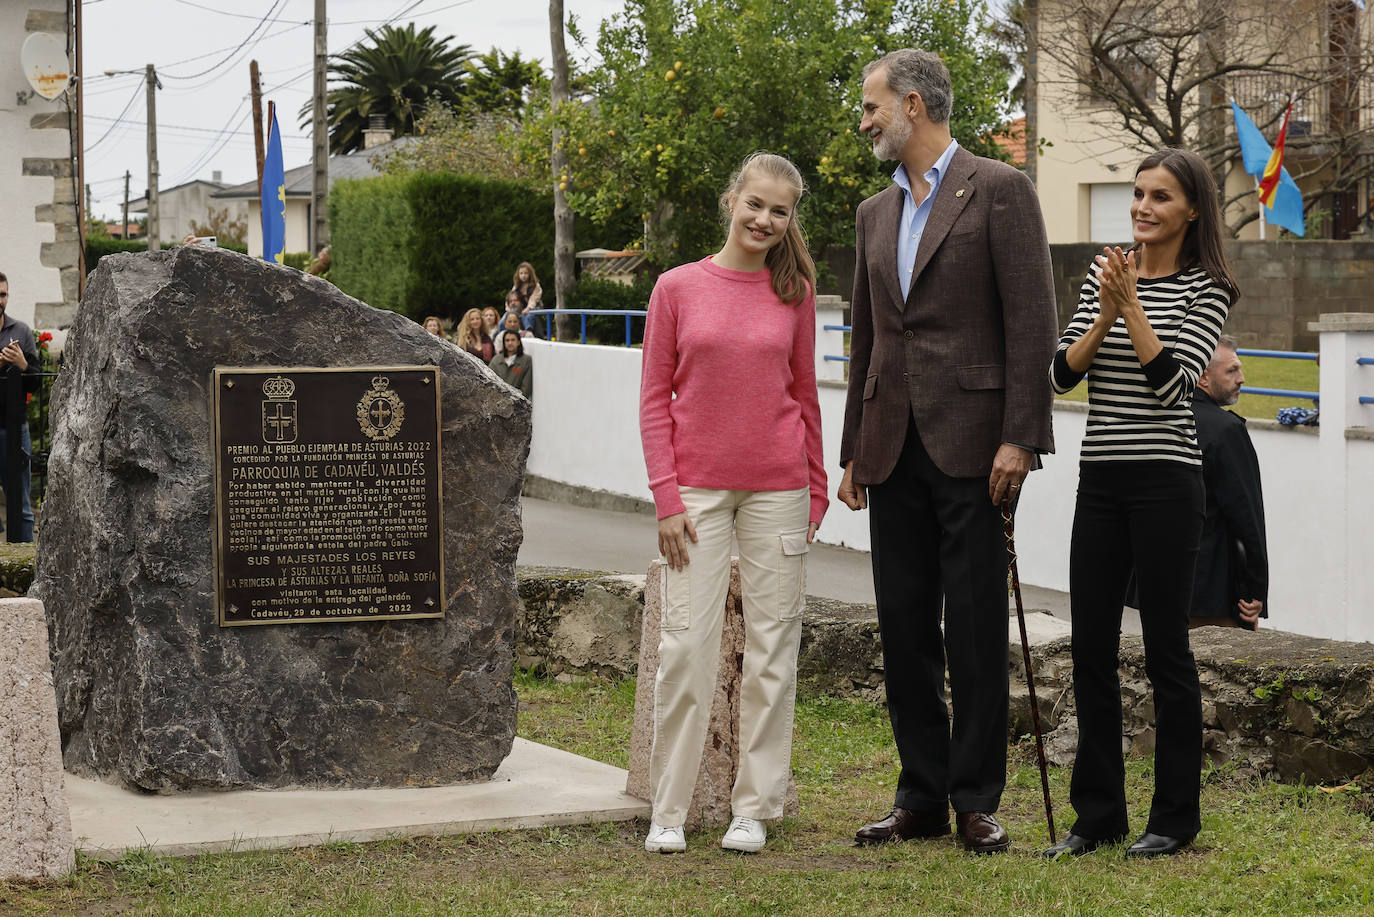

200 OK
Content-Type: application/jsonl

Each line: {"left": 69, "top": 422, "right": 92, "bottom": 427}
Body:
{"left": 1256, "top": 103, "right": 1291, "bottom": 208}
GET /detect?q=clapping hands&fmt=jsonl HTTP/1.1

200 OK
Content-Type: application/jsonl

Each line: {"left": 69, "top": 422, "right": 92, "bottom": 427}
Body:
{"left": 1094, "top": 246, "right": 1138, "bottom": 322}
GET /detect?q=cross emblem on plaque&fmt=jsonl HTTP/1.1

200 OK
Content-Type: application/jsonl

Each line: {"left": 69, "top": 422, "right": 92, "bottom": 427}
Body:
{"left": 370, "top": 401, "right": 392, "bottom": 428}
{"left": 266, "top": 403, "right": 293, "bottom": 439}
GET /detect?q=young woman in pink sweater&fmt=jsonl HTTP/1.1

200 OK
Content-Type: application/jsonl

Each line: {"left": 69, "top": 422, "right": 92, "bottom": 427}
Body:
{"left": 639, "top": 152, "right": 828, "bottom": 854}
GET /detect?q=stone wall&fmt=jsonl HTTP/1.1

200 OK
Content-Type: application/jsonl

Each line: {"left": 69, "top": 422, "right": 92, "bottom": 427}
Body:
{"left": 823, "top": 240, "right": 1374, "bottom": 353}
{"left": 517, "top": 569, "right": 1374, "bottom": 787}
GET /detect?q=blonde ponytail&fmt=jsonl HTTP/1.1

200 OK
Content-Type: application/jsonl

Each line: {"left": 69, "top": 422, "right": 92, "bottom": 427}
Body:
{"left": 720, "top": 152, "right": 817, "bottom": 306}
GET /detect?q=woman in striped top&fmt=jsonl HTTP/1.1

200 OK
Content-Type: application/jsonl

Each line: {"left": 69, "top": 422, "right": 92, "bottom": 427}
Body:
{"left": 1044, "top": 148, "right": 1237, "bottom": 861}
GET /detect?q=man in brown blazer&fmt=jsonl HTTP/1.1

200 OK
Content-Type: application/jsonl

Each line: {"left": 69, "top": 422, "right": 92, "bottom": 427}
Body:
{"left": 838, "top": 49, "right": 1057, "bottom": 853}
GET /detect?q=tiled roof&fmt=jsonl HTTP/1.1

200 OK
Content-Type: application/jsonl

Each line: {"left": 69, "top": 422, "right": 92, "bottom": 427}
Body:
{"left": 994, "top": 116, "right": 1027, "bottom": 168}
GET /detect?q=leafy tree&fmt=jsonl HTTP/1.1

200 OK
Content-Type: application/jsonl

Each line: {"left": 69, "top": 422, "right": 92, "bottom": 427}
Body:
{"left": 190, "top": 206, "right": 249, "bottom": 248}
{"left": 1031, "top": 0, "right": 1374, "bottom": 236}
{"left": 383, "top": 106, "right": 545, "bottom": 183}
{"left": 303, "top": 24, "right": 474, "bottom": 154}
{"left": 519, "top": 0, "right": 1014, "bottom": 264}
{"left": 466, "top": 49, "right": 548, "bottom": 117}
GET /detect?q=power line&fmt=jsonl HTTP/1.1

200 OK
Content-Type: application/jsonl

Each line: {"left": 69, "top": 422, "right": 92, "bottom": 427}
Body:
{"left": 86, "top": 80, "right": 144, "bottom": 151}
{"left": 171, "top": 0, "right": 307, "bottom": 23}
{"left": 160, "top": 0, "right": 288, "bottom": 81}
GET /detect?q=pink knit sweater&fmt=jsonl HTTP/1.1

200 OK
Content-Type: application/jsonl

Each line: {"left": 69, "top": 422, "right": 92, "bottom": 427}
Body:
{"left": 639, "top": 257, "right": 829, "bottom": 526}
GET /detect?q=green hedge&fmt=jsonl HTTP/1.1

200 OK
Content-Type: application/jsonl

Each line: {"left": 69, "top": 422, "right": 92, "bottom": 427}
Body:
{"left": 85, "top": 237, "right": 249, "bottom": 271}
{"left": 329, "top": 172, "right": 640, "bottom": 323}
{"left": 565, "top": 276, "right": 653, "bottom": 346}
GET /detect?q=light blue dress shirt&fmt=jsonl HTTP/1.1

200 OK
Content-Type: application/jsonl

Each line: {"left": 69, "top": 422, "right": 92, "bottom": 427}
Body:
{"left": 894, "top": 139, "right": 960, "bottom": 300}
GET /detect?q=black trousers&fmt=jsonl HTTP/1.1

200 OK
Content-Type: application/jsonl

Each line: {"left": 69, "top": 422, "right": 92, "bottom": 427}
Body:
{"left": 868, "top": 418, "right": 1009, "bottom": 814}
{"left": 1068, "top": 461, "right": 1205, "bottom": 841}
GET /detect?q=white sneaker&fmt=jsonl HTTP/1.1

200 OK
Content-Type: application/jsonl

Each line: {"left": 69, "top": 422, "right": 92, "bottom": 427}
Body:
{"left": 644, "top": 821, "right": 686, "bottom": 853}
{"left": 721, "top": 816, "right": 767, "bottom": 853}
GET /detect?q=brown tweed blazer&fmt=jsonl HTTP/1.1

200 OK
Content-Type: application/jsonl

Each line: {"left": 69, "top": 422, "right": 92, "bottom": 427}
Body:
{"left": 839, "top": 147, "right": 1057, "bottom": 484}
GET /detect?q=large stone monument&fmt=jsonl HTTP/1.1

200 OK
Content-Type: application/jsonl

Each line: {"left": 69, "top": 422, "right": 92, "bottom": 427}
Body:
{"left": 32, "top": 247, "right": 531, "bottom": 792}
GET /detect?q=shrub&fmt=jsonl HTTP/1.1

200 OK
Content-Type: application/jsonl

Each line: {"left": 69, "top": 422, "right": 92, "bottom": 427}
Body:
{"left": 329, "top": 171, "right": 641, "bottom": 324}
{"left": 85, "top": 237, "right": 147, "bottom": 269}
{"left": 565, "top": 276, "right": 654, "bottom": 346}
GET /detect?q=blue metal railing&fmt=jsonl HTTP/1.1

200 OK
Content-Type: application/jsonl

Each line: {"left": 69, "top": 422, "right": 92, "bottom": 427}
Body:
{"left": 1236, "top": 348, "right": 1317, "bottom": 361}
{"left": 525, "top": 308, "right": 648, "bottom": 346}
{"left": 823, "top": 324, "right": 852, "bottom": 362}
{"left": 819, "top": 334, "right": 1332, "bottom": 403}
{"left": 1360, "top": 357, "right": 1374, "bottom": 405}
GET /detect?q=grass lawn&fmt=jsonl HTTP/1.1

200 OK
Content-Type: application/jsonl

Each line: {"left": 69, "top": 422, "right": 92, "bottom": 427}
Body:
{"left": 6, "top": 673, "right": 1374, "bottom": 916}
{"left": 1054, "top": 354, "right": 1320, "bottom": 422}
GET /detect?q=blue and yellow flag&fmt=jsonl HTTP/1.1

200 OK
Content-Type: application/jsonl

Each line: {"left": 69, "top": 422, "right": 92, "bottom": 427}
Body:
{"left": 260, "top": 106, "right": 286, "bottom": 263}
{"left": 1230, "top": 101, "right": 1305, "bottom": 237}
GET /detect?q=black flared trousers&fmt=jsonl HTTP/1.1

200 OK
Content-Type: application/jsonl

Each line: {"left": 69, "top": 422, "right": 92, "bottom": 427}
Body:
{"left": 1068, "top": 460, "right": 1205, "bottom": 841}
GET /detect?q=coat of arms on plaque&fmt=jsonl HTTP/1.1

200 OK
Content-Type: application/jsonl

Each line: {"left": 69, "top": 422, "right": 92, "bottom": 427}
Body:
{"left": 357, "top": 375, "right": 405, "bottom": 440}
{"left": 260, "top": 375, "right": 298, "bottom": 443}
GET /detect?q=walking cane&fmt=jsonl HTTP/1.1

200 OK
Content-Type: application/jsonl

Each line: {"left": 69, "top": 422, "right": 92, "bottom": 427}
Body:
{"left": 1002, "top": 495, "right": 1057, "bottom": 844}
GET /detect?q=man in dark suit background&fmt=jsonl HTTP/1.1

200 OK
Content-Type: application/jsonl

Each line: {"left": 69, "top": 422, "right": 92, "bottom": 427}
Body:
{"left": 837, "top": 49, "right": 1057, "bottom": 853}
{"left": 1190, "top": 335, "right": 1268, "bottom": 629}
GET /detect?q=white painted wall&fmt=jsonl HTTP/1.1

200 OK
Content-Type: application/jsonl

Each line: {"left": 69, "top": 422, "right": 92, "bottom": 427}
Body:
{"left": 0, "top": 0, "right": 69, "bottom": 328}
{"left": 526, "top": 314, "right": 1374, "bottom": 643}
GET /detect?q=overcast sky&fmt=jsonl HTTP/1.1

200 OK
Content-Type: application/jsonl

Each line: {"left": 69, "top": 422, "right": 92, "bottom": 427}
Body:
{"left": 81, "top": 0, "right": 624, "bottom": 220}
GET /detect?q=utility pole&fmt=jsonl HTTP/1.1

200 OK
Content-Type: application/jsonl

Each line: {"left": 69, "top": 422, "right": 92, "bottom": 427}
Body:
{"left": 311, "top": 0, "right": 329, "bottom": 253}
{"left": 122, "top": 170, "right": 130, "bottom": 240}
{"left": 549, "top": 0, "right": 574, "bottom": 340}
{"left": 145, "top": 63, "right": 160, "bottom": 252}
{"left": 84, "top": 183, "right": 92, "bottom": 223}
{"left": 250, "top": 59, "right": 265, "bottom": 197}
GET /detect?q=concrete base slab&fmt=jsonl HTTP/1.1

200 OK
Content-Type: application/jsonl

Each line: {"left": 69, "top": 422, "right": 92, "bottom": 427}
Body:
{"left": 69, "top": 738, "right": 649, "bottom": 859}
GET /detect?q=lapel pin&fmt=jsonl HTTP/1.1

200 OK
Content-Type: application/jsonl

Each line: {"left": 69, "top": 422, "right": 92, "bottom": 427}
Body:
{"left": 955, "top": 188, "right": 965, "bottom": 198}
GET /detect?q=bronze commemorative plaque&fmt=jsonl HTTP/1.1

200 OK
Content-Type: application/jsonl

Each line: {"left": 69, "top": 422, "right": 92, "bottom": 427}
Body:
{"left": 213, "top": 366, "right": 443, "bottom": 626}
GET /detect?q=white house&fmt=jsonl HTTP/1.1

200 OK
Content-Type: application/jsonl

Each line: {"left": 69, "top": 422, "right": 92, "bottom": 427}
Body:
{"left": 213, "top": 135, "right": 414, "bottom": 259}
{"left": 1, "top": 0, "right": 80, "bottom": 328}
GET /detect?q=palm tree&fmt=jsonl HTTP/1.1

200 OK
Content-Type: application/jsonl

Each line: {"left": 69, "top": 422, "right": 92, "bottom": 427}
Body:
{"left": 303, "top": 23, "right": 473, "bottom": 154}
{"left": 466, "top": 49, "right": 547, "bottom": 118}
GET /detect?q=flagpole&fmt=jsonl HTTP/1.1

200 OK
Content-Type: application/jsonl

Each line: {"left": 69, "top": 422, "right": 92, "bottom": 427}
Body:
{"left": 1255, "top": 177, "right": 1266, "bottom": 241}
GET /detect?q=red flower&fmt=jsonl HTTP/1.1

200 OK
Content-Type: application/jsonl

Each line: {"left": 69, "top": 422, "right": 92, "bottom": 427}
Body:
{"left": 39, "top": 332, "right": 52, "bottom": 343}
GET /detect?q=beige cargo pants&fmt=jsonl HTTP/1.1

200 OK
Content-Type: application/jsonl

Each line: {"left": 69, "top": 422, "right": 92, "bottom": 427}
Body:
{"left": 649, "top": 485, "right": 810, "bottom": 826}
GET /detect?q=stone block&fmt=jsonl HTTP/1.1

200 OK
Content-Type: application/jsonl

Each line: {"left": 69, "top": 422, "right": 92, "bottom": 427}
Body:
{"left": 25, "top": 11, "right": 68, "bottom": 32}
{"left": 625, "top": 560, "right": 800, "bottom": 830}
{"left": 22, "top": 157, "right": 70, "bottom": 179}
{"left": 35, "top": 247, "right": 531, "bottom": 792}
{"left": 29, "top": 112, "right": 68, "bottom": 131}
{"left": 34, "top": 302, "right": 77, "bottom": 330}
{"left": 39, "top": 241, "right": 79, "bottom": 271}
{"left": 1, "top": 597, "right": 75, "bottom": 880}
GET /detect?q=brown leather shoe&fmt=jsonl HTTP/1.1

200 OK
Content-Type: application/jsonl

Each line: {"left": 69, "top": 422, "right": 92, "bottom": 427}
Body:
{"left": 956, "top": 811, "right": 1010, "bottom": 854}
{"left": 854, "top": 807, "right": 950, "bottom": 845}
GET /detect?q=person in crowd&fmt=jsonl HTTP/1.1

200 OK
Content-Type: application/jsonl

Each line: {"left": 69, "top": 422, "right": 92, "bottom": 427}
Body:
{"left": 482, "top": 306, "right": 502, "bottom": 341}
{"left": 511, "top": 261, "right": 545, "bottom": 338}
{"left": 1045, "top": 147, "right": 1235, "bottom": 860}
{"left": 1189, "top": 334, "right": 1268, "bottom": 629}
{"left": 422, "top": 316, "right": 446, "bottom": 338}
{"left": 455, "top": 308, "right": 494, "bottom": 362}
{"left": 838, "top": 49, "right": 1057, "bottom": 855}
{"left": 489, "top": 329, "right": 532, "bottom": 400}
{"left": 307, "top": 245, "right": 331, "bottom": 276}
{"left": 639, "top": 151, "right": 827, "bottom": 856}
{"left": 500, "top": 310, "right": 528, "bottom": 342}
{"left": 0, "top": 272, "right": 40, "bottom": 542}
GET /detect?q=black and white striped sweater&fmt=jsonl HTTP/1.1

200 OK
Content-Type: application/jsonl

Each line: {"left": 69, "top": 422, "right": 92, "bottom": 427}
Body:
{"left": 1050, "top": 266, "right": 1231, "bottom": 465}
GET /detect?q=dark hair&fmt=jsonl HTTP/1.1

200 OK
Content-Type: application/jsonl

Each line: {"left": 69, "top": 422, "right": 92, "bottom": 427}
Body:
{"left": 1135, "top": 148, "right": 1240, "bottom": 304}
{"left": 862, "top": 49, "right": 953, "bottom": 124}
{"left": 0, "top": 271, "right": 7, "bottom": 285}
{"left": 501, "top": 329, "right": 525, "bottom": 357}
{"left": 719, "top": 151, "right": 817, "bottom": 306}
